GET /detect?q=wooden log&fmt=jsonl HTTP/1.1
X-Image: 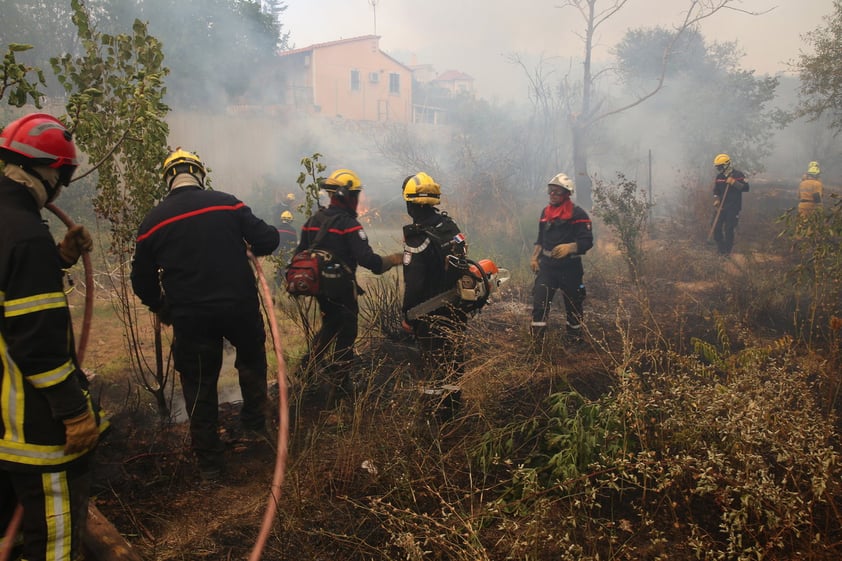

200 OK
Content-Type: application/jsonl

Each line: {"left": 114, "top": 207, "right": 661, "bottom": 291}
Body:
{"left": 82, "top": 504, "right": 143, "bottom": 561}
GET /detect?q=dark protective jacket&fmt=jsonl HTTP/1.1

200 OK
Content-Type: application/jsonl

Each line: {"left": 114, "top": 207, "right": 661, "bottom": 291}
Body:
{"left": 401, "top": 210, "right": 465, "bottom": 314}
{"left": 131, "top": 185, "right": 279, "bottom": 318}
{"left": 275, "top": 225, "right": 298, "bottom": 256}
{"left": 0, "top": 176, "right": 101, "bottom": 471}
{"left": 535, "top": 203, "right": 594, "bottom": 269}
{"left": 295, "top": 206, "right": 389, "bottom": 275}
{"left": 714, "top": 169, "right": 750, "bottom": 213}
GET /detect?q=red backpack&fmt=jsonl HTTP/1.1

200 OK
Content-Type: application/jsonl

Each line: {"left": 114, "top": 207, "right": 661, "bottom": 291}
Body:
{"left": 284, "top": 213, "right": 340, "bottom": 297}
{"left": 285, "top": 250, "right": 330, "bottom": 296}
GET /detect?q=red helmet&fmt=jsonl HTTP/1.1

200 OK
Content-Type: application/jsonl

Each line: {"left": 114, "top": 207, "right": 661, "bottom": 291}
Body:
{"left": 0, "top": 113, "right": 78, "bottom": 186}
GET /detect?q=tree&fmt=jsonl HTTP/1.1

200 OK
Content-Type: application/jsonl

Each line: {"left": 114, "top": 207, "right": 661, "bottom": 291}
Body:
{"left": 0, "top": 1, "right": 79, "bottom": 93}
{"left": 507, "top": 53, "right": 572, "bottom": 193}
{"left": 123, "top": 0, "right": 288, "bottom": 107}
{"left": 795, "top": 0, "right": 842, "bottom": 134}
{"left": 52, "top": 0, "right": 173, "bottom": 416}
{"left": 614, "top": 27, "right": 779, "bottom": 175}
{"left": 592, "top": 173, "right": 653, "bottom": 281}
{"left": 1, "top": 43, "right": 46, "bottom": 108}
{"left": 553, "top": 0, "right": 766, "bottom": 209}
{"left": 1, "top": 0, "right": 290, "bottom": 109}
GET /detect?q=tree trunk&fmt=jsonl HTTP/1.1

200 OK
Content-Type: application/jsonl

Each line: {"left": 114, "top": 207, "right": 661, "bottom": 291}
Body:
{"left": 572, "top": 122, "right": 593, "bottom": 210}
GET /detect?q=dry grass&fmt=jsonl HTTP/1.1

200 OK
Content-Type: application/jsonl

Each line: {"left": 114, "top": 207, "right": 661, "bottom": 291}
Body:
{"left": 81, "top": 184, "right": 842, "bottom": 560}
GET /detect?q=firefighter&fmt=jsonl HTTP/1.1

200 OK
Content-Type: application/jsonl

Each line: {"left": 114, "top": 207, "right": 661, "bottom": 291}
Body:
{"left": 130, "top": 148, "right": 279, "bottom": 481}
{"left": 530, "top": 173, "right": 594, "bottom": 342}
{"left": 295, "top": 168, "right": 402, "bottom": 406}
{"left": 797, "top": 161, "right": 823, "bottom": 216}
{"left": 272, "top": 192, "right": 296, "bottom": 225}
{"left": 711, "top": 154, "right": 750, "bottom": 255}
{"left": 275, "top": 210, "right": 298, "bottom": 258}
{"left": 0, "top": 113, "right": 105, "bottom": 561}
{"left": 400, "top": 172, "right": 469, "bottom": 380}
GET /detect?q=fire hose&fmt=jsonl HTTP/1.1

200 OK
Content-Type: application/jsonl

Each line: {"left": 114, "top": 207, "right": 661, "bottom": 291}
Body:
{"left": 247, "top": 251, "right": 290, "bottom": 561}
{"left": 0, "top": 203, "right": 95, "bottom": 561}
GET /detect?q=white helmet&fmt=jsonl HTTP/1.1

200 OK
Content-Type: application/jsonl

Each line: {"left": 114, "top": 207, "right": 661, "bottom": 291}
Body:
{"left": 548, "top": 172, "right": 574, "bottom": 194}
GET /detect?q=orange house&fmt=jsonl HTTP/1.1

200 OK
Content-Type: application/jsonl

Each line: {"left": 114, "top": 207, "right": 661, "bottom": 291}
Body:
{"left": 276, "top": 35, "right": 413, "bottom": 123}
{"left": 431, "top": 70, "right": 475, "bottom": 97}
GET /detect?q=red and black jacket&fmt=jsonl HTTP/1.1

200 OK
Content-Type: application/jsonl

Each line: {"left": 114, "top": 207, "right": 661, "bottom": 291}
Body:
{"left": 535, "top": 202, "right": 594, "bottom": 268}
{"left": 295, "top": 206, "right": 389, "bottom": 275}
{"left": 714, "top": 170, "right": 749, "bottom": 213}
{"left": 131, "top": 186, "right": 279, "bottom": 318}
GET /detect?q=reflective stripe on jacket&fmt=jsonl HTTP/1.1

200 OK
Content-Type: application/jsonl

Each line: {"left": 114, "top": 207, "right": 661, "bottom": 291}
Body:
{"left": 0, "top": 177, "right": 99, "bottom": 470}
{"left": 131, "top": 185, "right": 280, "bottom": 317}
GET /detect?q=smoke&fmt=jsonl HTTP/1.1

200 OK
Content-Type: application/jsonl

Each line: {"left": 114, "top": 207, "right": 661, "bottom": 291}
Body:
{"left": 166, "top": 111, "right": 411, "bottom": 227}
{"left": 160, "top": 0, "right": 835, "bottom": 234}
{"left": 285, "top": 1, "right": 827, "bottom": 104}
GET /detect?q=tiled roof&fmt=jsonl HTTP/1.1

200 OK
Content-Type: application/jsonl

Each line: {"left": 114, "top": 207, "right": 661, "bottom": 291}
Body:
{"left": 433, "top": 70, "right": 474, "bottom": 82}
{"left": 278, "top": 35, "right": 379, "bottom": 57}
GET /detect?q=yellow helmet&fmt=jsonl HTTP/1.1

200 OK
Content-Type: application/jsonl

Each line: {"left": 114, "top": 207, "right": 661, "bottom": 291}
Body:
{"left": 402, "top": 172, "right": 441, "bottom": 205}
{"left": 163, "top": 148, "right": 205, "bottom": 182}
{"left": 321, "top": 168, "right": 363, "bottom": 195}
{"left": 713, "top": 153, "right": 732, "bottom": 175}
{"left": 548, "top": 172, "right": 574, "bottom": 194}
{"left": 280, "top": 210, "right": 294, "bottom": 222}
{"left": 807, "top": 161, "right": 820, "bottom": 176}
{"left": 285, "top": 192, "right": 296, "bottom": 202}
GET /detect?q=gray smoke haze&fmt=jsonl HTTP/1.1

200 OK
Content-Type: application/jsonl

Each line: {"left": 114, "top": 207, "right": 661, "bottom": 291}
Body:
{"left": 161, "top": 0, "right": 836, "bottom": 233}
{"left": 286, "top": 1, "right": 827, "bottom": 102}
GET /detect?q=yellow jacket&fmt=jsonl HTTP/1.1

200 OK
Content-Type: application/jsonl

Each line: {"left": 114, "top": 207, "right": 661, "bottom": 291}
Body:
{"left": 798, "top": 177, "right": 823, "bottom": 215}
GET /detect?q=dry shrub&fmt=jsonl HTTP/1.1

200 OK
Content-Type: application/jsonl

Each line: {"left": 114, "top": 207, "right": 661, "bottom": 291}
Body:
{"left": 473, "top": 328, "right": 842, "bottom": 560}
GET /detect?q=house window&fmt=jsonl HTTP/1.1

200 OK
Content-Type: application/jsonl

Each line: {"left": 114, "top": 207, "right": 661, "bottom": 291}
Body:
{"left": 369, "top": 72, "right": 380, "bottom": 84}
{"left": 350, "top": 70, "right": 360, "bottom": 91}
{"left": 389, "top": 73, "right": 400, "bottom": 94}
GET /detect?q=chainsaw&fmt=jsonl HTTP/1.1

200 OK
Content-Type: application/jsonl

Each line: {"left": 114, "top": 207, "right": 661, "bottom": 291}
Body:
{"left": 405, "top": 257, "right": 509, "bottom": 321}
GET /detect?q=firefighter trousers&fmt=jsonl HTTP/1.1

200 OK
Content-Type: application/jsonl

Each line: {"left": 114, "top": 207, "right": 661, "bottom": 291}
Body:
{"left": 172, "top": 310, "right": 269, "bottom": 471}
{"left": 712, "top": 208, "right": 739, "bottom": 255}
{"left": 532, "top": 260, "right": 585, "bottom": 335}
{"left": 0, "top": 459, "right": 90, "bottom": 561}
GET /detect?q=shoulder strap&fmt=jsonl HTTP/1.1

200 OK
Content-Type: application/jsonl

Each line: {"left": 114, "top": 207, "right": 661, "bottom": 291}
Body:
{"left": 308, "top": 212, "right": 341, "bottom": 250}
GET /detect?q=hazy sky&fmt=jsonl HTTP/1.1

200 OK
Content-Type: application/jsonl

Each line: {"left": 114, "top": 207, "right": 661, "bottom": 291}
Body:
{"left": 282, "top": 0, "right": 832, "bottom": 101}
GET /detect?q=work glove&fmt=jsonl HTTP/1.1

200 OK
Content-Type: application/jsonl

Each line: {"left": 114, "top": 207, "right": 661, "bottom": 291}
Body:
{"left": 381, "top": 252, "right": 404, "bottom": 271}
{"left": 550, "top": 242, "right": 577, "bottom": 260}
{"left": 530, "top": 257, "right": 540, "bottom": 273}
{"left": 725, "top": 176, "right": 736, "bottom": 186}
{"left": 63, "top": 409, "right": 99, "bottom": 454}
{"left": 713, "top": 199, "right": 720, "bottom": 208}
{"left": 58, "top": 225, "right": 94, "bottom": 266}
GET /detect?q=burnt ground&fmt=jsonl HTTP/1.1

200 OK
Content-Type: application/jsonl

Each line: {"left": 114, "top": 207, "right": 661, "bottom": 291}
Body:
{"left": 86, "top": 295, "right": 620, "bottom": 560}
